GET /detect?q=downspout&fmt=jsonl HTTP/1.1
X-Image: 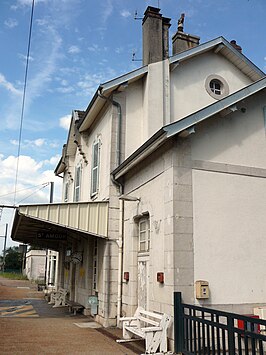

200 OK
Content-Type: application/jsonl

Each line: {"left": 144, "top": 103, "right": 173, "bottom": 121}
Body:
{"left": 97, "top": 88, "right": 124, "bottom": 326}
{"left": 97, "top": 88, "right": 122, "bottom": 166}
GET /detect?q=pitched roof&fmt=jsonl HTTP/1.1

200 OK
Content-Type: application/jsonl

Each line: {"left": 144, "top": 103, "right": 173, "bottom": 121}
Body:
{"left": 112, "top": 76, "right": 266, "bottom": 180}
{"left": 78, "top": 37, "right": 264, "bottom": 133}
{"left": 170, "top": 36, "right": 264, "bottom": 81}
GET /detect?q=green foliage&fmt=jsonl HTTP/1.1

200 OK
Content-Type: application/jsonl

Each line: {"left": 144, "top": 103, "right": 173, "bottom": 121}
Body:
{"left": 0, "top": 272, "right": 28, "bottom": 280}
{"left": 4, "top": 246, "right": 22, "bottom": 271}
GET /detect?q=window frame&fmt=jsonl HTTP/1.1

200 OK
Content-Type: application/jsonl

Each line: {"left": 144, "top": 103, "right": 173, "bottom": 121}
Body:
{"left": 64, "top": 181, "right": 69, "bottom": 202}
{"left": 205, "top": 74, "right": 229, "bottom": 100}
{"left": 74, "top": 164, "right": 82, "bottom": 202}
{"left": 91, "top": 139, "right": 100, "bottom": 198}
{"left": 138, "top": 218, "right": 150, "bottom": 253}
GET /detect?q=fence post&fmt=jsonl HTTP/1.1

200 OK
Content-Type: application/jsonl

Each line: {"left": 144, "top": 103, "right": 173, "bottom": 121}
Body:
{"left": 227, "top": 314, "right": 235, "bottom": 355}
{"left": 174, "top": 292, "right": 184, "bottom": 353}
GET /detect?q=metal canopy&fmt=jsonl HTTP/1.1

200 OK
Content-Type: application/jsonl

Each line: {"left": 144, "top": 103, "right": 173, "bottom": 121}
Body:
{"left": 11, "top": 201, "right": 109, "bottom": 250}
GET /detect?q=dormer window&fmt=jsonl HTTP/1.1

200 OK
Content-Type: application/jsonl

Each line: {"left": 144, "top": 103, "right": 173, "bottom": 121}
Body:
{"left": 205, "top": 74, "right": 229, "bottom": 100}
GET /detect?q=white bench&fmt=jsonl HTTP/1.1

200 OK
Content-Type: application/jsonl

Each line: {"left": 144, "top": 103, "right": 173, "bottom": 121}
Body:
{"left": 117, "top": 307, "right": 172, "bottom": 354}
{"left": 48, "top": 288, "right": 68, "bottom": 307}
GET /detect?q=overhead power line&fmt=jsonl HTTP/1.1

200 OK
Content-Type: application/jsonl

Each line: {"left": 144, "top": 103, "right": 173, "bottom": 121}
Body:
{"left": 13, "top": 0, "right": 35, "bottom": 204}
{"left": 0, "top": 182, "right": 50, "bottom": 199}
{"left": 17, "top": 183, "right": 49, "bottom": 204}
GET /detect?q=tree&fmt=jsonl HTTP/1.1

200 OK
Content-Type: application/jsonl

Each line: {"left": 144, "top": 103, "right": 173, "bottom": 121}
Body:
{"left": 3, "top": 246, "right": 22, "bottom": 271}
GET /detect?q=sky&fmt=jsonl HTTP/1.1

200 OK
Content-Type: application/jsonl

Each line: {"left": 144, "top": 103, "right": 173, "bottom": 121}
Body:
{"left": 0, "top": 0, "right": 265, "bottom": 249}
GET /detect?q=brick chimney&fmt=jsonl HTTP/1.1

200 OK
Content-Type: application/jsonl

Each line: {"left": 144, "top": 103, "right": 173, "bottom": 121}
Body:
{"left": 172, "top": 13, "right": 200, "bottom": 55}
{"left": 142, "top": 6, "right": 171, "bottom": 66}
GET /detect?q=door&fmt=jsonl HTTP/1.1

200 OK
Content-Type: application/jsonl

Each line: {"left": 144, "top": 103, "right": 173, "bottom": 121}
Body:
{"left": 137, "top": 256, "right": 149, "bottom": 309}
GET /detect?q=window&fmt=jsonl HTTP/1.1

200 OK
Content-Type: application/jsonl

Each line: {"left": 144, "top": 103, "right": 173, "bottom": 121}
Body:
{"left": 91, "top": 140, "right": 100, "bottom": 197}
{"left": 205, "top": 74, "right": 229, "bottom": 100}
{"left": 139, "top": 218, "right": 150, "bottom": 252}
{"left": 64, "top": 182, "right": 69, "bottom": 202}
{"left": 209, "top": 79, "right": 222, "bottom": 95}
{"left": 74, "top": 165, "right": 81, "bottom": 202}
{"left": 93, "top": 239, "right": 98, "bottom": 291}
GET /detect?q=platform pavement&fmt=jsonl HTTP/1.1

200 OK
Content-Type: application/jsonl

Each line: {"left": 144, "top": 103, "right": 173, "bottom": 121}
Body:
{"left": 0, "top": 276, "right": 145, "bottom": 354}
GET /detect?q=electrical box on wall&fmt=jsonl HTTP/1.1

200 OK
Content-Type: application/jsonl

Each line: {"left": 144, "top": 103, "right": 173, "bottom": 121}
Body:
{"left": 157, "top": 272, "right": 164, "bottom": 283}
{"left": 195, "top": 280, "right": 209, "bottom": 299}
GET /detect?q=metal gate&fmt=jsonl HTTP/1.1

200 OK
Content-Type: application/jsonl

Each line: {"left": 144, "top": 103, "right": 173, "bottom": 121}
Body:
{"left": 174, "top": 292, "right": 266, "bottom": 354}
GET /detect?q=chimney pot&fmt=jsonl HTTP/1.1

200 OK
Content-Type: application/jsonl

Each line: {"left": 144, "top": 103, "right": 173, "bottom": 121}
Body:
{"left": 142, "top": 6, "right": 171, "bottom": 65}
{"left": 230, "top": 40, "right": 242, "bottom": 53}
{"left": 172, "top": 13, "right": 200, "bottom": 56}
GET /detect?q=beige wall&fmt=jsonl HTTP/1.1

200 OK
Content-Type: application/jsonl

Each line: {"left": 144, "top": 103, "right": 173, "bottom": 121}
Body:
{"left": 191, "top": 92, "right": 266, "bottom": 307}
{"left": 170, "top": 52, "right": 252, "bottom": 122}
{"left": 191, "top": 92, "right": 266, "bottom": 168}
{"left": 193, "top": 170, "right": 266, "bottom": 305}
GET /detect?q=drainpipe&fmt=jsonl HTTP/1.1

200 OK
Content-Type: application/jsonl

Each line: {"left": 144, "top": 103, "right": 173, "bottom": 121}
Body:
{"left": 97, "top": 88, "right": 124, "bottom": 326}
{"left": 116, "top": 198, "right": 124, "bottom": 325}
{"left": 97, "top": 88, "right": 122, "bottom": 166}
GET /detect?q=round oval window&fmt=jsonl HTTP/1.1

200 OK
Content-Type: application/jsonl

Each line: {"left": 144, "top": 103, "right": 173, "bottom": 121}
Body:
{"left": 205, "top": 75, "right": 229, "bottom": 99}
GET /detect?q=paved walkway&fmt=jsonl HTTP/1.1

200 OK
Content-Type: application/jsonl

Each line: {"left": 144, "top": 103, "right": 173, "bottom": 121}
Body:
{"left": 0, "top": 276, "right": 145, "bottom": 354}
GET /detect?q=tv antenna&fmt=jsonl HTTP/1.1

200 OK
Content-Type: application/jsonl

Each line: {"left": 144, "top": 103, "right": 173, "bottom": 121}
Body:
{"left": 134, "top": 10, "right": 142, "bottom": 20}
{"left": 132, "top": 52, "right": 142, "bottom": 62}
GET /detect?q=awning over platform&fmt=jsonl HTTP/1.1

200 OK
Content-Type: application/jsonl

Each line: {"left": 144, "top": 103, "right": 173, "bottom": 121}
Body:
{"left": 11, "top": 201, "right": 109, "bottom": 250}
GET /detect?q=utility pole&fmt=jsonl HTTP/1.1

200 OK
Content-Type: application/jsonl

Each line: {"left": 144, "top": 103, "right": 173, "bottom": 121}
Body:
{"left": 0, "top": 224, "right": 8, "bottom": 273}
{"left": 50, "top": 181, "right": 54, "bottom": 203}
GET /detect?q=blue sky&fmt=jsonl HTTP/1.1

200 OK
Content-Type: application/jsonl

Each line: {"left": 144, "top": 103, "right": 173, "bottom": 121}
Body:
{"left": 0, "top": 0, "right": 265, "bottom": 246}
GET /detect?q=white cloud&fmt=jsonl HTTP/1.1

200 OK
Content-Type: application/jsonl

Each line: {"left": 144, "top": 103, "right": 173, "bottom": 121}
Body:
{"left": 34, "top": 138, "right": 45, "bottom": 147}
{"left": 43, "top": 154, "right": 61, "bottom": 166}
{"left": 68, "top": 45, "right": 81, "bottom": 54}
{"left": 10, "top": 140, "right": 19, "bottom": 146}
{"left": 0, "top": 73, "right": 21, "bottom": 96}
{"left": 101, "top": 0, "right": 113, "bottom": 23}
{"left": 18, "top": 53, "right": 34, "bottom": 62}
{"left": 4, "top": 18, "right": 18, "bottom": 28}
{"left": 120, "top": 10, "right": 131, "bottom": 18}
{"left": 115, "top": 47, "right": 124, "bottom": 54}
{"left": 59, "top": 114, "right": 71, "bottom": 130}
{"left": 14, "top": 0, "right": 49, "bottom": 7}
{"left": 0, "top": 154, "right": 62, "bottom": 206}
{"left": 88, "top": 44, "right": 100, "bottom": 52}
{"left": 56, "top": 87, "right": 74, "bottom": 94}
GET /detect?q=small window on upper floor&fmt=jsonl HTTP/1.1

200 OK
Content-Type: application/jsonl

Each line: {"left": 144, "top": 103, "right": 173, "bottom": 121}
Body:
{"left": 91, "top": 139, "right": 100, "bottom": 197}
{"left": 74, "top": 165, "right": 82, "bottom": 202}
{"left": 64, "top": 182, "right": 69, "bottom": 202}
{"left": 209, "top": 79, "right": 222, "bottom": 95}
{"left": 205, "top": 74, "right": 229, "bottom": 100}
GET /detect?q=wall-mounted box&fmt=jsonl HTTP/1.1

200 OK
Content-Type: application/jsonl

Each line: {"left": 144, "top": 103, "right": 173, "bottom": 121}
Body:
{"left": 157, "top": 272, "right": 164, "bottom": 284}
{"left": 124, "top": 272, "right": 129, "bottom": 282}
{"left": 195, "top": 280, "right": 209, "bottom": 299}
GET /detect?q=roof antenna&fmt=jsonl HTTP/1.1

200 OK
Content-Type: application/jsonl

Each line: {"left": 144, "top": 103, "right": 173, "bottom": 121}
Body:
{"left": 134, "top": 10, "right": 142, "bottom": 20}
{"left": 132, "top": 51, "right": 142, "bottom": 62}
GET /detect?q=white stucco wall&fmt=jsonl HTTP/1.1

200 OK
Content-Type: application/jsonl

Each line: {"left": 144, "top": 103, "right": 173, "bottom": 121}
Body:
{"left": 125, "top": 80, "right": 144, "bottom": 158}
{"left": 191, "top": 93, "right": 266, "bottom": 169}
{"left": 122, "top": 147, "right": 176, "bottom": 316}
{"left": 67, "top": 106, "right": 112, "bottom": 202}
{"left": 191, "top": 92, "right": 266, "bottom": 306}
{"left": 193, "top": 169, "right": 266, "bottom": 304}
{"left": 170, "top": 52, "right": 252, "bottom": 122}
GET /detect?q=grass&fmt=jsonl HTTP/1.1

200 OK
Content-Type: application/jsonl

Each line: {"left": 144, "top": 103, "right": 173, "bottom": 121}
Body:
{"left": 0, "top": 272, "right": 28, "bottom": 280}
